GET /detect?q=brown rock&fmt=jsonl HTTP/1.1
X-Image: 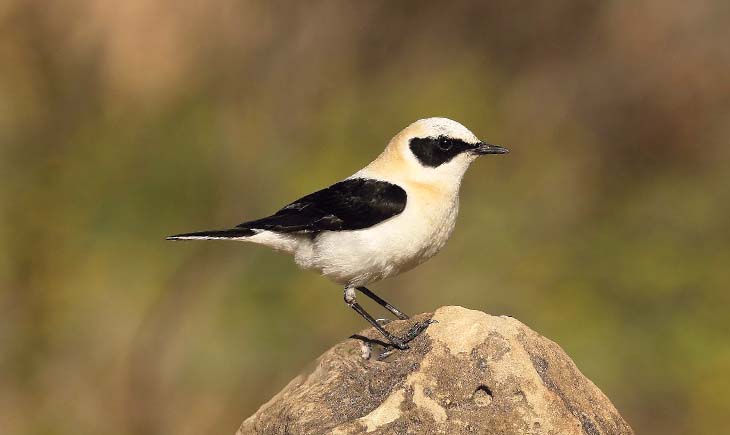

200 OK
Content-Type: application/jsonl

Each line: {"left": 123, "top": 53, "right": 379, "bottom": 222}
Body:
{"left": 237, "top": 306, "right": 633, "bottom": 435}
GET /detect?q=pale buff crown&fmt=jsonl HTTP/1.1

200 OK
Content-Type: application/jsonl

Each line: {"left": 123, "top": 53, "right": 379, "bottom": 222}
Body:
{"left": 356, "top": 118, "right": 483, "bottom": 192}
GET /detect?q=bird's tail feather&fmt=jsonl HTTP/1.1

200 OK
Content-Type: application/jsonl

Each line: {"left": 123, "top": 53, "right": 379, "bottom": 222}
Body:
{"left": 166, "top": 227, "right": 256, "bottom": 241}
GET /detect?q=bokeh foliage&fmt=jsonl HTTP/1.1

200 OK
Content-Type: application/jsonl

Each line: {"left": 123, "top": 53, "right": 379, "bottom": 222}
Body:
{"left": 1, "top": 1, "right": 729, "bottom": 434}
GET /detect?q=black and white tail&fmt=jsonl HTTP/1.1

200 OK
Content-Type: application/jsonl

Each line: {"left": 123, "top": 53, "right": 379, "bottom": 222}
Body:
{"left": 166, "top": 228, "right": 256, "bottom": 241}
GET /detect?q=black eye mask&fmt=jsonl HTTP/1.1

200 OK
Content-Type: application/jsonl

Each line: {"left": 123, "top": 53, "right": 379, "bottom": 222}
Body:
{"left": 409, "top": 136, "right": 476, "bottom": 168}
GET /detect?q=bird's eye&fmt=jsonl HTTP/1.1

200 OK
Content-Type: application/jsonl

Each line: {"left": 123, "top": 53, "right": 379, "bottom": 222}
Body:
{"left": 437, "top": 138, "right": 452, "bottom": 151}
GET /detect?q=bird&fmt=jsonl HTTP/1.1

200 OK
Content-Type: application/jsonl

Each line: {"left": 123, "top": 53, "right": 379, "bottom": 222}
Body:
{"left": 167, "top": 117, "right": 508, "bottom": 353}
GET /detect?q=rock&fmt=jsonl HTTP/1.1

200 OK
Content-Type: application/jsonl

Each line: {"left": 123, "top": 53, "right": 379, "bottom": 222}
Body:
{"left": 236, "top": 306, "right": 633, "bottom": 435}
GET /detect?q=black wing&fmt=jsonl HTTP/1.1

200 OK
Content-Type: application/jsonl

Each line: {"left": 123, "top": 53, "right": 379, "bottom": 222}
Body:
{"left": 236, "top": 178, "right": 407, "bottom": 233}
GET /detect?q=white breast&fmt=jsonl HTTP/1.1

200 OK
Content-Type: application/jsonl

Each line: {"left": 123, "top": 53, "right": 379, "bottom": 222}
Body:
{"left": 293, "top": 183, "right": 460, "bottom": 287}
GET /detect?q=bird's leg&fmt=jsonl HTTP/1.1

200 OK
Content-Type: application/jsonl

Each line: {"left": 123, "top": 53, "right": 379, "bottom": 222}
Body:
{"left": 344, "top": 286, "right": 409, "bottom": 350}
{"left": 377, "top": 319, "right": 437, "bottom": 360}
{"left": 345, "top": 286, "right": 435, "bottom": 353}
{"left": 356, "top": 286, "right": 409, "bottom": 320}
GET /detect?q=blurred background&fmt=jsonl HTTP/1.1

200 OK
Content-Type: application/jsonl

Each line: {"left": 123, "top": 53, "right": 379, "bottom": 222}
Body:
{"left": 1, "top": 1, "right": 729, "bottom": 434}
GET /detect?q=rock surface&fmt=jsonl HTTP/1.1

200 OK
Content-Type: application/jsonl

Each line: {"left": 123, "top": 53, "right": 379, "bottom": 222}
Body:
{"left": 237, "top": 306, "right": 633, "bottom": 435}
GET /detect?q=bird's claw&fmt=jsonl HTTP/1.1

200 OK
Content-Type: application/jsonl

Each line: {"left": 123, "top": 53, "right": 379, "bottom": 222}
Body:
{"left": 404, "top": 318, "right": 438, "bottom": 340}
{"left": 377, "top": 319, "right": 438, "bottom": 360}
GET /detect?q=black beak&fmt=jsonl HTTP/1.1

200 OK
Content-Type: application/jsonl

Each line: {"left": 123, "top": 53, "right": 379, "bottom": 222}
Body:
{"left": 473, "top": 142, "right": 509, "bottom": 155}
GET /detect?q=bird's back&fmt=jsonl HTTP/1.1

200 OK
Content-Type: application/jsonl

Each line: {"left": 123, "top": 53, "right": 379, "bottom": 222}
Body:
{"left": 294, "top": 178, "right": 460, "bottom": 287}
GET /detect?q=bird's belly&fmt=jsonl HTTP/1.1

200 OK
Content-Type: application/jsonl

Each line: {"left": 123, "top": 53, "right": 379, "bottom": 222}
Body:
{"left": 295, "top": 203, "right": 458, "bottom": 286}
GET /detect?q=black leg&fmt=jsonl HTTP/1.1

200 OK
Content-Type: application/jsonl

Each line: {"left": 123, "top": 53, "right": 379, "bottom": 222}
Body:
{"left": 345, "top": 287, "right": 407, "bottom": 349}
{"left": 356, "top": 286, "right": 409, "bottom": 320}
{"left": 344, "top": 286, "right": 433, "bottom": 351}
{"left": 376, "top": 320, "right": 437, "bottom": 360}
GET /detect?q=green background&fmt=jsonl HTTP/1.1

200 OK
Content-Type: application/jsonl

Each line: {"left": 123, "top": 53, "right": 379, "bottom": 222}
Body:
{"left": 2, "top": 2, "right": 728, "bottom": 434}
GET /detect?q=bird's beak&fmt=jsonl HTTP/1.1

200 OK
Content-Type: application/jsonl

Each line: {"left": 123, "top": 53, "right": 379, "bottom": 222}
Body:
{"left": 473, "top": 142, "right": 509, "bottom": 155}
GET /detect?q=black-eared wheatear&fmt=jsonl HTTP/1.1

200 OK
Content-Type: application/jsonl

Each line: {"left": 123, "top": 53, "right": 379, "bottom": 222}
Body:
{"left": 168, "top": 118, "right": 508, "bottom": 353}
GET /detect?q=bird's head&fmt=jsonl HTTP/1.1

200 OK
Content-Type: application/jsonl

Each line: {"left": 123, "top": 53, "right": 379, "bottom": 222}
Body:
{"left": 364, "top": 117, "right": 508, "bottom": 190}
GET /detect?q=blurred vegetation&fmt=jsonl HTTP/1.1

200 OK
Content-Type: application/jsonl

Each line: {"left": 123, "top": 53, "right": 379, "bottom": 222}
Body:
{"left": 1, "top": 1, "right": 729, "bottom": 434}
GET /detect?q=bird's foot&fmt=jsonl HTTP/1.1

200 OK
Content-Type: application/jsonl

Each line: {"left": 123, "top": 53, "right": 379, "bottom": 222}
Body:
{"left": 377, "top": 319, "right": 438, "bottom": 360}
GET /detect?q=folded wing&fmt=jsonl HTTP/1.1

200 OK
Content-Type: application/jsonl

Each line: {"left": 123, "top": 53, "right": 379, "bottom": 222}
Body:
{"left": 237, "top": 178, "right": 407, "bottom": 233}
